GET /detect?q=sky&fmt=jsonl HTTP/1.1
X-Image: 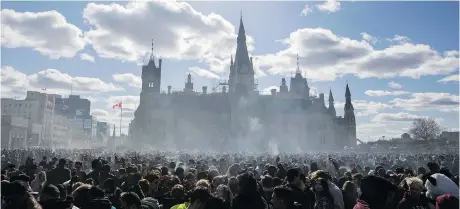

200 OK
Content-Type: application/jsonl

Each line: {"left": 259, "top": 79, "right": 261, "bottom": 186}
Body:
{"left": 1, "top": 0, "right": 459, "bottom": 141}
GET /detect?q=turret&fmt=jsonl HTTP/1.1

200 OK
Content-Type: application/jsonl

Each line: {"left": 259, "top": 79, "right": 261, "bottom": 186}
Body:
{"left": 328, "top": 89, "right": 336, "bottom": 117}
{"left": 280, "top": 78, "right": 288, "bottom": 93}
{"left": 184, "top": 73, "right": 194, "bottom": 93}
{"left": 141, "top": 39, "right": 161, "bottom": 93}
{"left": 167, "top": 85, "right": 172, "bottom": 94}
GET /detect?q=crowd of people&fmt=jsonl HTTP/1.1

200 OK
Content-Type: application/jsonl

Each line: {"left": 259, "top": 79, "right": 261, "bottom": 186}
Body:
{"left": 1, "top": 148, "right": 459, "bottom": 209}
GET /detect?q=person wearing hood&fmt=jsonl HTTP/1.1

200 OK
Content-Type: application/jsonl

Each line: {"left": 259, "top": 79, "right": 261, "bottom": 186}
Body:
{"left": 39, "top": 184, "right": 74, "bottom": 209}
{"left": 353, "top": 176, "right": 397, "bottom": 209}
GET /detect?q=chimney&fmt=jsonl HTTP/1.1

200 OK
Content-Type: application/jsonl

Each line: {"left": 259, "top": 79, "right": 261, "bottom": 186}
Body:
{"left": 167, "top": 85, "right": 172, "bottom": 94}
{"left": 271, "top": 89, "right": 277, "bottom": 96}
{"left": 202, "top": 86, "right": 207, "bottom": 95}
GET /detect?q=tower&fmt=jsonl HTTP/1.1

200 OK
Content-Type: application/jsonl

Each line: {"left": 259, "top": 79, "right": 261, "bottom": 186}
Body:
{"left": 289, "top": 54, "right": 310, "bottom": 98}
{"left": 344, "top": 84, "right": 356, "bottom": 146}
{"left": 141, "top": 39, "right": 162, "bottom": 95}
{"left": 230, "top": 12, "right": 255, "bottom": 95}
{"left": 184, "top": 73, "right": 194, "bottom": 93}
{"left": 280, "top": 78, "right": 288, "bottom": 93}
{"left": 328, "top": 89, "right": 336, "bottom": 117}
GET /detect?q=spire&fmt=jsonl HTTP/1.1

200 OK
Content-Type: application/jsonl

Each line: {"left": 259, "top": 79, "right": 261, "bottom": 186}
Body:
{"left": 237, "top": 11, "right": 246, "bottom": 42}
{"left": 345, "top": 83, "right": 351, "bottom": 98}
{"left": 329, "top": 88, "right": 334, "bottom": 102}
{"left": 230, "top": 54, "right": 233, "bottom": 66}
{"left": 112, "top": 124, "right": 116, "bottom": 137}
{"left": 187, "top": 73, "right": 192, "bottom": 83}
{"left": 296, "top": 54, "right": 300, "bottom": 74}
{"left": 150, "top": 38, "right": 155, "bottom": 60}
{"left": 344, "top": 83, "right": 354, "bottom": 111}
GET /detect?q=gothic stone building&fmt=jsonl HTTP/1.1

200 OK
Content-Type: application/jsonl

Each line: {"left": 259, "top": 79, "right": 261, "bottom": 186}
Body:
{"left": 130, "top": 16, "right": 356, "bottom": 152}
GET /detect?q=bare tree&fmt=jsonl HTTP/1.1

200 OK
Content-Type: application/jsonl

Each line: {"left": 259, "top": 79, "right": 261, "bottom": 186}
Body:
{"left": 409, "top": 118, "right": 441, "bottom": 140}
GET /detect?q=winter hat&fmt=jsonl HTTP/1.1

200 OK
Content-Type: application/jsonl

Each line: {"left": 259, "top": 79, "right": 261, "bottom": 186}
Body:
{"left": 436, "top": 194, "right": 459, "bottom": 209}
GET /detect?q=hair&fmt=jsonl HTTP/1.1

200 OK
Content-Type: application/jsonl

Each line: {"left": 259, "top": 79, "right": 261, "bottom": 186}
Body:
{"left": 310, "top": 170, "right": 331, "bottom": 181}
{"left": 138, "top": 179, "right": 150, "bottom": 196}
{"left": 405, "top": 177, "right": 424, "bottom": 191}
{"left": 71, "top": 182, "right": 84, "bottom": 192}
{"left": 216, "top": 184, "right": 233, "bottom": 202}
{"left": 144, "top": 171, "right": 160, "bottom": 183}
{"left": 190, "top": 186, "right": 211, "bottom": 204}
{"left": 312, "top": 178, "right": 331, "bottom": 195}
{"left": 212, "top": 175, "right": 226, "bottom": 188}
{"left": 121, "top": 192, "right": 141, "bottom": 209}
{"left": 342, "top": 181, "right": 357, "bottom": 196}
{"left": 227, "top": 177, "right": 238, "bottom": 195}
{"left": 286, "top": 168, "right": 300, "bottom": 183}
{"left": 196, "top": 179, "right": 211, "bottom": 188}
{"left": 204, "top": 197, "right": 229, "bottom": 209}
{"left": 273, "top": 186, "right": 295, "bottom": 205}
{"left": 171, "top": 184, "right": 185, "bottom": 199}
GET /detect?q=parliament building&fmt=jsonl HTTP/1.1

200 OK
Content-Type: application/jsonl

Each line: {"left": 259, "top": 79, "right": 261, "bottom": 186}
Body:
{"left": 129, "top": 16, "right": 356, "bottom": 152}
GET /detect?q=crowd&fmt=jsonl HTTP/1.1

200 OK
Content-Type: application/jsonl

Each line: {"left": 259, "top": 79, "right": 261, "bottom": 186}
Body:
{"left": 1, "top": 148, "right": 459, "bottom": 209}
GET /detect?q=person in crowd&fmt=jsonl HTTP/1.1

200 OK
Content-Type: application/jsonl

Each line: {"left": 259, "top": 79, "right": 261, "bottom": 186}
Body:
{"left": 215, "top": 184, "right": 233, "bottom": 208}
{"left": 435, "top": 194, "right": 459, "bottom": 209}
{"left": 232, "top": 173, "right": 269, "bottom": 209}
{"left": 2, "top": 180, "right": 42, "bottom": 209}
{"left": 73, "top": 161, "right": 86, "bottom": 182}
{"left": 286, "top": 168, "right": 315, "bottom": 209}
{"left": 47, "top": 159, "right": 71, "bottom": 186}
{"left": 87, "top": 159, "right": 102, "bottom": 186}
{"left": 311, "top": 170, "right": 345, "bottom": 209}
{"left": 342, "top": 181, "right": 357, "bottom": 209}
{"left": 121, "top": 192, "right": 142, "bottom": 209}
{"left": 31, "top": 171, "right": 47, "bottom": 194}
{"left": 39, "top": 184, "right": 73, "bottom": 209}
{"left": 312, "top": 178, "right": 335, "bottom": 209}
{"left": 354, "top": 176, "right": 398, "bottom": 209}
{"left": 397, "top": 177, "right": 430, "bottom": 209}
{"left": 271, "top": 186, "right": 303, "bottom": 209}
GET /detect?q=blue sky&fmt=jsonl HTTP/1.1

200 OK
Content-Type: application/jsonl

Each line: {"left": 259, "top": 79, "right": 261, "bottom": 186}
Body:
{"left": 1, "top": 0, "right": 459, "bottom": 141}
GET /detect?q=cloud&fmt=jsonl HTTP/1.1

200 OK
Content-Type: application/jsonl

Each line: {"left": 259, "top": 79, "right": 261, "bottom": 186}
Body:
{"left": 315, "top": 0, "right": 341, "bottom": 13}
{"left": 79, "top": 53, "right": 95, "bottom": 62}
{"left": 82, "top": 1, "right": 257, "bottom": 79}
{"left": 189, "top": 66, "right": 220, "bottom": 79}
{"left": 361, "top": 32, "right": 377, "bottom": 44}
{"left": 0, "top": 66, "right": 123, "bottom": 98}
{"left": 112, "top": 73, "right": 142, "bottom": 88}
{"left": 256, "top": 28, "right": 459, "bottom": 81}
{"left": 371, "top": 112, "right": 426, "bottom": 122}
{"left": 437, "top": 73, "right": 459, "bottom": 83}
{"left": 91, "top": 109, "right": 109, "bottom": 118}
{"left": 388, "top": 81, "right": 403, "bottom": 89}
{"left": 364, "top": 90, "right": 410, "bottom": 97}
{"left": 300, "top": 5, "right": 313, "bottom": 16}
{"left": 1, "top": 9, "right": 86, "bottom": 59}
{"left": 260, "top": 86, "right": 280, "bottom": 95}
{"left": 390, "top": 92, "right": 459, "bottom": 112}
{"left": 387, "top": 35, "right": 410, "bottom": 45}
{"left": 334, "top": 100, "right": 392, "bottom": 116}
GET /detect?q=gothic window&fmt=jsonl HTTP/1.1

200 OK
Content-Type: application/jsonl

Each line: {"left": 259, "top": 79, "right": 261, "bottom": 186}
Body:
{"left": 148, "top": 82, "right": 154, "bottom": 88}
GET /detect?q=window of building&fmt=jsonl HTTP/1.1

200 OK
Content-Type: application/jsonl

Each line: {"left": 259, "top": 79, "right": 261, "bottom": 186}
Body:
{"left": 148, "top": 82, "right": 154, "bottom": 88}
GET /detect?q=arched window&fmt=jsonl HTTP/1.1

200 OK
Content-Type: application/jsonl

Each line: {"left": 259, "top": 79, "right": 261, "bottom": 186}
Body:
{"left": 148, "top": 82, "right": 154, "bottom": 88}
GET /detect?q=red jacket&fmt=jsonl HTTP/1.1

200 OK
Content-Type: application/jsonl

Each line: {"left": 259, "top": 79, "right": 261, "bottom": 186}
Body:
{"left": 353, "top": 200, "right": 370, "bottom": 209}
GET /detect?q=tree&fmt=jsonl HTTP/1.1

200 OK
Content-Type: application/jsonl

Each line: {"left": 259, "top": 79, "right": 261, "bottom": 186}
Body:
{"left": 409, "top": 118, "right": 441, "bottom": 140}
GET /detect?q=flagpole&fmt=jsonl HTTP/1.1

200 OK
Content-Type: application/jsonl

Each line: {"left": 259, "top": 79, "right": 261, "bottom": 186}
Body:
{"left": 120, "top": 101, "right": 122, "bottom": 137}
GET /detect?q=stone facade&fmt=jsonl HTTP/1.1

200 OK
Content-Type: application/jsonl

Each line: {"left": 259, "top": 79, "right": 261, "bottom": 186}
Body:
{"left": 131, "top": 15, "right": 356, "bottom": 152}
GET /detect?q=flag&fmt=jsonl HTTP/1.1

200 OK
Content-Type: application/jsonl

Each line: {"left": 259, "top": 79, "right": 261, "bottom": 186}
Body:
{"left": 113, "top": 102, "right": 122, "bottom": 109}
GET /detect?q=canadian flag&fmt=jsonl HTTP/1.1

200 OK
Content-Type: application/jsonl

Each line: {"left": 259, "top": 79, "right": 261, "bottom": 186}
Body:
{"left": 113, "top": 102, "right": 122, "bottom": 109}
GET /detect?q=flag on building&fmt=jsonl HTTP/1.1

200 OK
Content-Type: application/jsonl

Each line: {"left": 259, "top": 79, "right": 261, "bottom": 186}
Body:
{"left": 113, "top": 102, "right": 122, "bottom": 109}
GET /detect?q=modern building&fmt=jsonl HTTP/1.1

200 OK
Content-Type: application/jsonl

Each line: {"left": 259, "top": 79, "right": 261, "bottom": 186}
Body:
{"left": 130, "top": 15, "right": 356, "bottom": 152}
{"left": 55, "top": 95, "right": 91, "bottom": 119}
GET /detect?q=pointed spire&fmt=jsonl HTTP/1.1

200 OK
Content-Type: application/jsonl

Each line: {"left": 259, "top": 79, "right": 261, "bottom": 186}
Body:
{"left": 329, "top": 88, "right": 334, "bottom": 102}
{"left": 150, "top": 38, "right": 155, "bottom": 60}
{"left": 296, "top": 54, "right": 300, "bottom": 74}
{"left": 237, "top": 11, "right": 246, "bottom": 41}
{"left": 345, "top": 83, "right": 351, "bottom": 98}
{"left": 187, "top": 73, "right": 192, "bottom": 83}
